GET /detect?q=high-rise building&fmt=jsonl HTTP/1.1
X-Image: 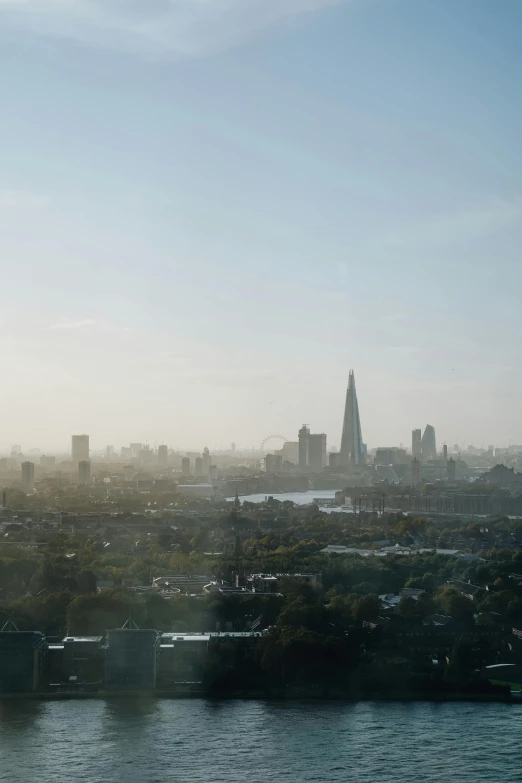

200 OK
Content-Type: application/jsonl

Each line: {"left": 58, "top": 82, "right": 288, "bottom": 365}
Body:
{"left": 339, "top": 370, "right": 364, "bottom": 466}
{"left": 21, "top": 462, "right": 35, "bottom": 491}
{"left": 202, "top": 448, "right": 211, "bottom": 475}
{"left": 281, "top": 442, "right": 299, "bottom": 465}
{"left": 298, "top": 425, "right": 310, "bottom": 471}
{"left": 41, "top": 455, "right": 56, "bottom": 471}
{"left": 447, "top": 458, "right": 456, "bottom": 482}
{"left": 265, "top": 454, "right": 282, "bottom": 473}
{"left": 130, "top": 443, "right": 143, "bottom": 458}
{"left": 412, "top": 429, "right": 422, "bottom": 459}
{"left": 158, "top": 445, "right": 168, "bottom": 466}
{"left": 72, "top": 434, "right": 89, "bottom": 463}
{"left": 181, "top": 457, "right": 190, "bottom": 475}
{"left": 329, "top": 452, "right": 340, "bottom": 468}
{"left": 308, "top": 434, "right": 327, "bottom": 472}
{"left": 79, "top": 460, "right": 91, "bottom": 486}
{"left": 421, "top": 425, "right": 437, "bottom": 461}
{"left": 195, "top": 457, "right": 203, "bottom": 477}
{"left": 121, "top": 447, "right": 132, "bottom": 460}
{"left": 375, "top": 448, "right": 409, "bottom": 466}
{"left": 411, "top": 458, "right": 421, "bottom": 486}
{"left": 139, "top": 446, "right": 154, "bottom": 465}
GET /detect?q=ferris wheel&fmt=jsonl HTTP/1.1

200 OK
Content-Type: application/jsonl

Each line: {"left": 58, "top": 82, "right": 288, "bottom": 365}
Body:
{"left": 260, "top": 435, "right": 288, "bottom": 452}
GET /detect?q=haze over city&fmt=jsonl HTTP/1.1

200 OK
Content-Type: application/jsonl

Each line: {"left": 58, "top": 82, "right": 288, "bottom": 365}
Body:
{"left": 2, "top": 0, "right": 522, "bottom": 449}
{"left": 5, "top": 3, "right": 522, "bottom": 773}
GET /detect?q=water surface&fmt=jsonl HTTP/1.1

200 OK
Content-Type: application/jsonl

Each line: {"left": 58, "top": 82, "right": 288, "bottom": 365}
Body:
{"left": 0, "top": 699, "right": 519, "bottom": 782}
{"left": 229, "top": 489, "right": 348, "bottom": 513}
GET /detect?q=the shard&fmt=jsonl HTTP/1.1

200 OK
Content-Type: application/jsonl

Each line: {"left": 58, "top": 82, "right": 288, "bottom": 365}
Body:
{"left": 339, "top": 370, "right": 365, "bottom": 466}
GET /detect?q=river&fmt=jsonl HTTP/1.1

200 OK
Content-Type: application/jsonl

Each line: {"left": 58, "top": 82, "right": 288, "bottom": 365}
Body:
{"left": 0, "top": 699, "right": 519, "bottom": 782}
{"left": 230, "top": 489, "right": 349, "bottom": 513}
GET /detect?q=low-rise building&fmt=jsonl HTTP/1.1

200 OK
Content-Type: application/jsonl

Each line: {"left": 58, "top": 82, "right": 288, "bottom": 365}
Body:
{"left": 158, "top": 634, "right": 210, "bottom": 687}
{"left": 0, "top": 625, "right": 47, "bottom": 692}
{"left": 153, "top": 575, "right": 213, "bottom": 594}
{"left": 62, "top": 635, "right": 104, "bottom": 684}
{"left": 105, "top": 622, "right": 160, "bottom": 691}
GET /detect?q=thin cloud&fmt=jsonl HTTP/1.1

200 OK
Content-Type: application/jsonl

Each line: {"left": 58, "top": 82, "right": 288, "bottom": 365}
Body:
{"left": 0, "top": 190, "right": 48, "bottom": 208}
{"left": 45, "top": 319, "right": 100, "bottom": 332}
{"left": 0, "top": 0, "right": 349, "bottom": 57}
{"left": 44, "top": 318, "right": 132, "bottom": 334}
{"left": 385, "top": 195, "right": 522, "bottom": 249}
{"left": 383, "top": 313, "right": 409, "bottom": 322}
{"left": 164, "top": 367, "right": 274, "bottom": 387}
{"left": 385, "top": 345, "right": 419, "bottom": 355}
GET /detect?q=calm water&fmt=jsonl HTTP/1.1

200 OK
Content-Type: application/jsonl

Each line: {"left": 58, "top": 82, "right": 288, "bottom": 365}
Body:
{"left": 230, "top": 489, "right": 350, "bottom": 513}
{"left": 0, "top": 699, "right": 520, "bottom": 782}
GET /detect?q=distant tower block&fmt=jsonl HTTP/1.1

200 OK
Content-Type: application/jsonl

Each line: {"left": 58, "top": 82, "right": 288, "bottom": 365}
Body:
{"left": 21, "top": 462, "right": 35, "bottom": 491}
{"left": 412, "top": 429, "right": 422, "bottom": 459}
{"left": 79, "top": 460, "right": 91, "bottom": 486}
{"left": 411, "top": 458, "right": 421, "bottom": 486}
{"left": 72, "top": 434, "right": 89, "bottom": 463}
{"left": 421, "top": 425, "right": 437, "bottom": 461}
{"left": 298, "top": 425, "right": 310, "bottom": 471}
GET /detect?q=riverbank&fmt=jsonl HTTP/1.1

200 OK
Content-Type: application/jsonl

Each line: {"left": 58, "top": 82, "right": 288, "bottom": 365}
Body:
{"left": 0, "top": 689, "right": 514, "bottom": 702}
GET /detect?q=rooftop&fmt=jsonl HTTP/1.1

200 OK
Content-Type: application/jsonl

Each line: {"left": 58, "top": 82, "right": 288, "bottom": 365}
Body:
{"left": 62, "top": 636, "right": 103, "bottom": 643}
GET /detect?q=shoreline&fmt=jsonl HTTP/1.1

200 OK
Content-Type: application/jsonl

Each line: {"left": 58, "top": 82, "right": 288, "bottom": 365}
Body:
{"left": 0, "top": 691, "right": 515, "bottom": 703}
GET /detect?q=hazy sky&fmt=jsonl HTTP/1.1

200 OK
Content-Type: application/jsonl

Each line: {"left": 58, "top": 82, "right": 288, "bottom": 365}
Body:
{"left": 1, "top": 0, "right": 522, "bottom": 453}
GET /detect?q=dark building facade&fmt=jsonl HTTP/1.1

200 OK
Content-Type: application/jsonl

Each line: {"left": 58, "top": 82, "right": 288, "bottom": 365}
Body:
{"left": 105, "top": 627, "right": 160, "bottom": 691}
{"left": 0, "top": 629, "right": 47, "bottom": 692}
{"left": 63, "top": 636, "right": 104, "bottom": 684}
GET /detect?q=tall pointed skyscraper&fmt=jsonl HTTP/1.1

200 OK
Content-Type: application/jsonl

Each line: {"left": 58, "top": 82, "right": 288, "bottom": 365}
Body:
{"left": 339, "top": 370, "right": 365, "bottom": 466}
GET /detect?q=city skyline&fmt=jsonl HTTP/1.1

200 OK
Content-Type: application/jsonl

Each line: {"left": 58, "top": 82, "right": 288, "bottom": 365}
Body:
{"left": 2, "top": 1, "right": 522, "bottom": 449}
{"left": 0, "top": 369, "right": 515, "bottom": 456}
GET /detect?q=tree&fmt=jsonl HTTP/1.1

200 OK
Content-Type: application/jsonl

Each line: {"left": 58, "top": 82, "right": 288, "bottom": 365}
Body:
{"left": 396, "top": 596, "right": 420, "bottom": 620}
{"left": 475, "top": 565, "right": 492, "bottom": 584}
{"left": 278, "top": 598, "right": 329, "bottom": 634}
{"left": 416, "top": 592, "right": 435, "bottom": 619}
{"left": 77, "top": 570, "right": 97, "bottom": 594}
{"left": 353, "top": 594, "right": 381, "bottom": 623}
{"left": 66, "top": 589, "right": 147, "bottom": 635}
{"left": 156, "top": 531, "right": 175, "bottom": 551}
{"left": 436, "top": 587, "right": 474, "bottom": 624}
{"left": 507, "top": 598, "right": 522, "bottom": 623}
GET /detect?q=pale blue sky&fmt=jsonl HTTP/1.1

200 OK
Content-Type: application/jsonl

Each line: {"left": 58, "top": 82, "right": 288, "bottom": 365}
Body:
{"left": 1, "top": 0, "right": 521, "bottom": 452}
